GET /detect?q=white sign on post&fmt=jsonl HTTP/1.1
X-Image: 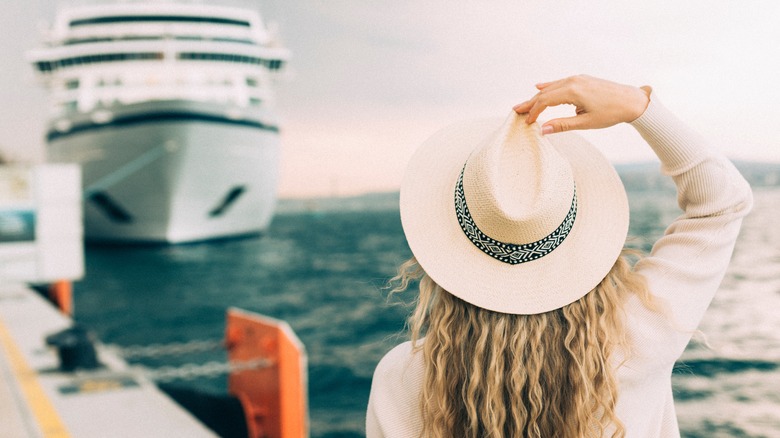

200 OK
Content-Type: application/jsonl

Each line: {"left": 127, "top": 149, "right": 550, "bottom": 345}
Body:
{"left": 0, "top": 165, "right": 83, "bottom": 283}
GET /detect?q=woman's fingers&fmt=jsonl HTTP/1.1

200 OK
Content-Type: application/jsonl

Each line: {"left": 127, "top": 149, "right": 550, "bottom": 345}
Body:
{"left": 515, "top": 75, "right": 650, "bottom": 133}
{"left": 514, "top": 77, "right": 577, "bottom": 114}
{"left": 512, "top": 99, "right": 534, "bottom": 114}
{"left": 524, "top": 87, "right": 580, "bottom": 124}
{"left": 541, "top": 113, "right": 593, "bottom": 134}
{"left": 535, "top": 77, "right": 569, "bottom": 90}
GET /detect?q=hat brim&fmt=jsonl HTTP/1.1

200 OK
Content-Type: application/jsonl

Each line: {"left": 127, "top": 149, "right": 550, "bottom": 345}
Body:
{"left": 400, "top": 117, "right": 629, "bottom": 315}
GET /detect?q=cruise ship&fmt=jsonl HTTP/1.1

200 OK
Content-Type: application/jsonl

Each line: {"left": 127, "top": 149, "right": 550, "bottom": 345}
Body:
{"left": 28, "top": 2, "right": 289, "bottom": 243}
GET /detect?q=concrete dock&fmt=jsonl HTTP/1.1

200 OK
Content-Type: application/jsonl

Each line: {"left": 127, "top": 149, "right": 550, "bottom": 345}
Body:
{"left": 0, "top": 283, "right": 217, "bottom": 438}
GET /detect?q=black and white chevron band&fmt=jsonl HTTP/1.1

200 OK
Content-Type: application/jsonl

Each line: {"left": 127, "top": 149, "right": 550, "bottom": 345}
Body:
{"left": 454, "top": 167, "right": 577, "bottom": 265}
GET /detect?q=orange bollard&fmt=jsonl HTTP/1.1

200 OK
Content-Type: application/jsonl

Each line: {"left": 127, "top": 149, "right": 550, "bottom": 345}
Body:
{"left": 48, "top": 280, "right": 73, "bottom": 316}
{"left": 225, "top": 308, "right": 309, "bottom": 438}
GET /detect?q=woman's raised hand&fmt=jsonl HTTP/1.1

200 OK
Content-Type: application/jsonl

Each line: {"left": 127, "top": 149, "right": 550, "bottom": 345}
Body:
{"left": 513, "top": 75, "right": 651, "bottom": 135}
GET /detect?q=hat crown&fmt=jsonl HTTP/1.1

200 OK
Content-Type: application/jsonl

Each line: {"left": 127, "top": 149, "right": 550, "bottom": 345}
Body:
{"left": 462, "top": 114, "right": 575, "bottom": 244}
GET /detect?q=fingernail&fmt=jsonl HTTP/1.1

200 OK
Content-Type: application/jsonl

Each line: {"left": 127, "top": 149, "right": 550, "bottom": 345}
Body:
{"left": 541, "top": 125, "right": 554, "bottom": 135}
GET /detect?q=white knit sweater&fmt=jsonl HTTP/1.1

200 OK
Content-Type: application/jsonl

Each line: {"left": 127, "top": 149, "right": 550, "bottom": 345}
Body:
{"left": 366, "top": 95, "right": 754, "bottom": 437}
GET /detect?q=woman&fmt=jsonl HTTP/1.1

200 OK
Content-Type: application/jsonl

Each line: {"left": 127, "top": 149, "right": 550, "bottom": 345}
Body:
{"left": 366, "top": 75, "right": 753, "bottom": 437}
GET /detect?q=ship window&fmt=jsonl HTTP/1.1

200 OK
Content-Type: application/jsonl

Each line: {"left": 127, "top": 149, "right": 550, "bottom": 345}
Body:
{"left": 65, "top": 79, "right": 79, "bottom": 89}
{"left": 65, "top": 36, "right": 163, "bottom": 45}
{"left": 209, "top": 186, "right": 247, "bottom": 217}
{"left": 36, "top": 61, "right": 53, "bottom": 72}
{"left": 246, "top": 77, "right": 258, "bottom": 87}
{"left": 52, "top": 52, "right": 164, "bottom": 69}
{"left": 63, "top": 101, "right": 78, "bottom": 110}
{"left": 88, "top": 192, "right": 133, "bottom": 223}
{"left": 64, "top": 35, "right": 255, "bottom": 45}
{"left": 249, "top": 97, "right": 262, "bottom": 106}
{"left": 212, "top": 37, "right": 254, "bottom": 45}
{"left": 176, "top": 52, "right": 283, "bottom": 70}
{"left": 69, "top": 15, "right": 251, "bottom": 28}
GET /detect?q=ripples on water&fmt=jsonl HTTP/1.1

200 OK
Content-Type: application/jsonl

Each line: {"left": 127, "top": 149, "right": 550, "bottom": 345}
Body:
{"left": 73, "top": 187, "right": 780, "bottom": 437}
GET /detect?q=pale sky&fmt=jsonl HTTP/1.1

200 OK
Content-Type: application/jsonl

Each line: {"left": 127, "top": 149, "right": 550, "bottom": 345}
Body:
{"left": 1, "top": 0, "right": 778, "bottom": 197}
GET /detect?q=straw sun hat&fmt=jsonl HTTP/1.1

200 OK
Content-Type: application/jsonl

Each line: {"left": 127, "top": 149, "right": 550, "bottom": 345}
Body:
{"left": 400, "top": 112, "right": 629, "bottom": 315}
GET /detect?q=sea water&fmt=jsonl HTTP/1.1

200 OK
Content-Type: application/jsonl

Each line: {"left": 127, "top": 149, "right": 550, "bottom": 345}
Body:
{"left": 73, "top": 187, "right": 780, "bottom": 438}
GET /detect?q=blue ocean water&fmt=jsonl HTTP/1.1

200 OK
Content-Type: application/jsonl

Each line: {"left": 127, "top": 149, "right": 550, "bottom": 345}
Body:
{"left": 72, "top": 187, "right": 780, "bottom": 438}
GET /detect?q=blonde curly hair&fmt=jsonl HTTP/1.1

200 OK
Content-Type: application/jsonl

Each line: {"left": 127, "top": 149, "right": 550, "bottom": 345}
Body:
{"left": 391, "top": 250, "right": 658, "bottom": 438}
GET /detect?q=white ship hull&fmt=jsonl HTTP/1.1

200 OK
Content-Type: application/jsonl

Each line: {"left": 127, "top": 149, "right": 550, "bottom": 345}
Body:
{"left": 29, "top": 2, "right": 290, "bottom": 244}
{"left": 47, "top": 101, "right": 280, "bottom": 243}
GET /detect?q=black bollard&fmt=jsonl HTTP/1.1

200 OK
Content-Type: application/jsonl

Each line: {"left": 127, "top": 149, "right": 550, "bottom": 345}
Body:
{"left": 45, "top": 324, "right": 101, "bottom": 371}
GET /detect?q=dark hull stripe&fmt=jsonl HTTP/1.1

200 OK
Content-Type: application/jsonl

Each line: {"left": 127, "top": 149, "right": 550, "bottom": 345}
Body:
{"left": 47, "top": 112, "right": 279, "bottom": 142}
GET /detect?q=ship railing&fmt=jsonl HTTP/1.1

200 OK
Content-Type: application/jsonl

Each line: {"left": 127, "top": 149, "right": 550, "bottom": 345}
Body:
{"left": 50, "top": 84, "right": 273, "bottom": 113}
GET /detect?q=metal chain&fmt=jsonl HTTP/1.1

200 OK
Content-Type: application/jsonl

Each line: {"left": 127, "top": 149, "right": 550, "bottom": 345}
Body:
{"left": 100, "top": 339, "right": 271, "bottom": 382}
{"left": 107, "top": 339, "right": 226, "bottom": 359}
{"left": 133, "top": 358, "right": 272, "bottom": 382}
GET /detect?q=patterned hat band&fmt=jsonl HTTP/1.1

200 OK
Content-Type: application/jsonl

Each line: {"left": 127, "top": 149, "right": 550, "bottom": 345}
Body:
{"left": 454, "top": 166, "right": 578, "bottom": 265}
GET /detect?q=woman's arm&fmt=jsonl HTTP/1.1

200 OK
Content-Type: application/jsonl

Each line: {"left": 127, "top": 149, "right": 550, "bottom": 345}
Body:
{"left": 627, "top": 95, "right": 753, "bottom": 359}
{"left": 515, "top": 75, "right": 753, "bottom": 362}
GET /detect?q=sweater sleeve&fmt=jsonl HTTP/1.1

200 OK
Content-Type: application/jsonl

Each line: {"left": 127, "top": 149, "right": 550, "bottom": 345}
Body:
{"left": 366, "top": 342, "right": 425, "bottom": 438}
{"left": 625, "top": 94, "right": 753, "bottom": 365}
